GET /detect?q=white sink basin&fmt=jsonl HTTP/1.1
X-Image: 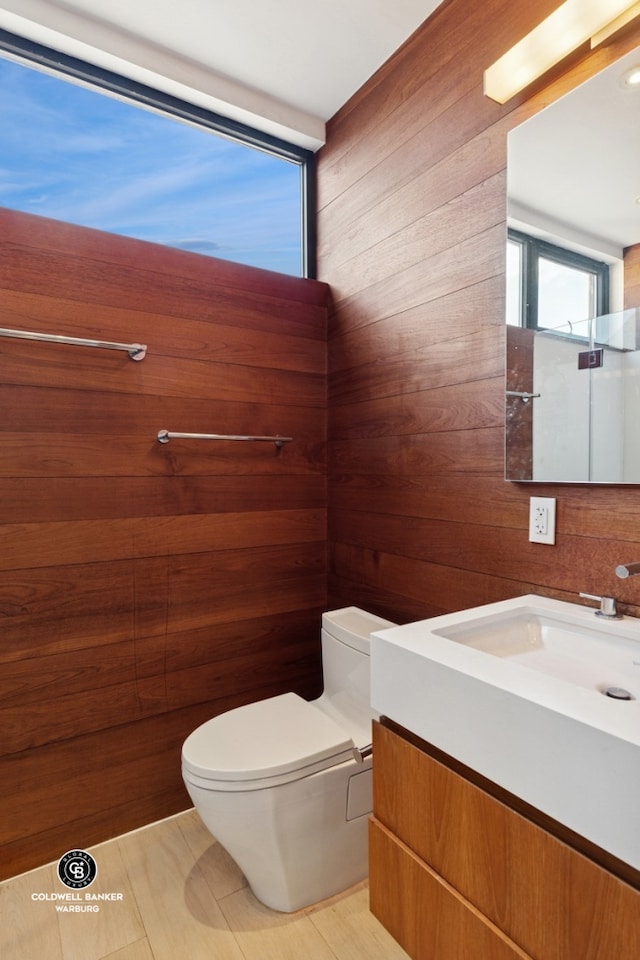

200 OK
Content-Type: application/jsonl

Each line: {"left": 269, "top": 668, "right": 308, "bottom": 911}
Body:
{"left": 433, "top": 604, "right": 640, "bottom": 697}
{"left": 370, "top": 594, "right": 640, "bottom": 871}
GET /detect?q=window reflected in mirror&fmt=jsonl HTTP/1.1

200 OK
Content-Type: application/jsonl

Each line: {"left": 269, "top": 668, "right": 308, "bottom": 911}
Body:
{"left": 505, "top": 45, "right": 640, "bottom": 484}
{"left": 507, "top": 231, "right": 609, "bottom": 333}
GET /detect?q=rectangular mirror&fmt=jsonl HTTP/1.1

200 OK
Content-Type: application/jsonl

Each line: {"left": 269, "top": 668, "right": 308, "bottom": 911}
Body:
{"left": 505, "top": 46, "right": 640, "bottom": 482}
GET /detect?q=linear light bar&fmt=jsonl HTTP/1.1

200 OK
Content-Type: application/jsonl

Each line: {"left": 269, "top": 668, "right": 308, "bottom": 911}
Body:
{"left": 591, "top": 0, "right": 640, "bottom": 45}
{"left": 484, "top": 0, "right": 640, "bottom": 103}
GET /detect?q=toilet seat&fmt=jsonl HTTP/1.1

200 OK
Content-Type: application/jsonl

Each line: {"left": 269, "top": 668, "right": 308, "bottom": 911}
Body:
{"left": 181, "top": 692, "right": 356, "bottom": 791}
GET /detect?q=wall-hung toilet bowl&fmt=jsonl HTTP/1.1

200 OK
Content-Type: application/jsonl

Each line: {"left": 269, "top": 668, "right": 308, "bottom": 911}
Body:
{"left": 181, "top": 606, "right": 395, "bottom": 913}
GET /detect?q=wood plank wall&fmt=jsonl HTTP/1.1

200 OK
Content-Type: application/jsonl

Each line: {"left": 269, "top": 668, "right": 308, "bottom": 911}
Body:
{"left": 0, "top": 208, "right": 328, "bottom": 880}
{"left": 317, "top": 0, "right": 640, "bottom": 625}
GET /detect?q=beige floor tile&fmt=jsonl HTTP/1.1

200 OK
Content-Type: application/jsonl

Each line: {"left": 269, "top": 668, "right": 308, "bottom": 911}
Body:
{"left": 120, "top": 816, "right": 244, "bottom": 960}
{"left": 4, "top": 811, "right": 408, "bottom": 960}
{"left": 218, "top": 884, "right": 338, "bottom": 960}
{"left": 101, "top": 938, "right": 155, "bottom": 960}
{"left": 308, "top": 881, "right": 410, "bottom": 960}
{"left": 0, "top": 864, "right": 63, "bottom": 960}
{"left": 177, "top": 808, "right": 246, "bottom": 901}
{"left": 56, "top": 839, "right": 145, "bottom": 960}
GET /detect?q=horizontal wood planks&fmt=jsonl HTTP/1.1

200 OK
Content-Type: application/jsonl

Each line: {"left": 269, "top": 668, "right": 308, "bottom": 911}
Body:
{"left": 0, "top": 209, "right": 328, "bottom": 879}
{"left": 318, "top": 0, "right": 640, "bottom": 625}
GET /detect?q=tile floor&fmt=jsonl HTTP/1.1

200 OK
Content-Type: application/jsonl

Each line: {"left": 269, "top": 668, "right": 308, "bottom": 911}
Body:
{"left": 0, "top": 809, "right": 409, "bottom": 960}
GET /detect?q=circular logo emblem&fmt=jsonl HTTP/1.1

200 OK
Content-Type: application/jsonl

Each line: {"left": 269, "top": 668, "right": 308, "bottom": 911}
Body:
{"left": 57, "top": 850, "right": 98, "bottom": 889}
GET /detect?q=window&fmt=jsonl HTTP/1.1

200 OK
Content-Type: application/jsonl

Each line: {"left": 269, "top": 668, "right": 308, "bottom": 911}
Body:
{"left": 507, "top": 230, "right": 609, "bottom": 333}
{"left": 0, "top": 29, "right": 315, "bottom": 278}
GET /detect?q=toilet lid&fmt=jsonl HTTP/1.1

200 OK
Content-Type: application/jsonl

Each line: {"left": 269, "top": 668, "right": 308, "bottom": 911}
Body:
{"left": 182, "top": 692, "right": 355, "bottom": 784}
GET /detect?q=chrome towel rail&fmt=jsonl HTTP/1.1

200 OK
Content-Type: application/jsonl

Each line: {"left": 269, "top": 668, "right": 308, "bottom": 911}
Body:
{"left": 0, "top": 326, "right": 146, "bottom": 360}
{"left": 157, "top": 430, "right": 292, "bottom": 449}
{"left": 505, "top": 390, "right": 541, "bottom": 403}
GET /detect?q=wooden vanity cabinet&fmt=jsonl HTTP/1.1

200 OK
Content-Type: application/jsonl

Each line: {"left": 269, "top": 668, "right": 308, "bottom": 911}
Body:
{"left": 370, "top": 720, "right": 640, "bottom": 960}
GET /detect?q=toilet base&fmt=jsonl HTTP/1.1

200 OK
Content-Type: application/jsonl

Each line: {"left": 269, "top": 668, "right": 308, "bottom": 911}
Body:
{"left": 184, "top": 758, "right": 372, "bottom": 912}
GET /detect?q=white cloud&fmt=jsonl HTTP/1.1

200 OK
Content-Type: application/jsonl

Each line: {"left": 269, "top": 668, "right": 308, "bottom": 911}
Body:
{"left": 0, "top": 57, "right": 302, "bottom": 275}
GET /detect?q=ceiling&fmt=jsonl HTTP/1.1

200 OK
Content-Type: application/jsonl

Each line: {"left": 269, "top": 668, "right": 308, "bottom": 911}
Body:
{"left": 0, "top": 0, "right": 445, "bottom": 151}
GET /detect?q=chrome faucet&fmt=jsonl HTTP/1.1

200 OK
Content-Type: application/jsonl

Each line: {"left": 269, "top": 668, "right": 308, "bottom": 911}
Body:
{"left": 615, "top": 562, "right": 640, "bottom": 579}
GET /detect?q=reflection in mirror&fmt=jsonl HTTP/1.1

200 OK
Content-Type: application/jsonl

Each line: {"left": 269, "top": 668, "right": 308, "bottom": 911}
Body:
{"left": 507, "top": 308, "right": 640, "bottom": 482}
{"left": 505, "top": 47, "right": 640, "bottom": 483}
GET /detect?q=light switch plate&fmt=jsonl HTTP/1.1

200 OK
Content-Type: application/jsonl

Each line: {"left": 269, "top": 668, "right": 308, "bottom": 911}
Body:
{"left": 529, "top": 496, "right": 556, "bottom": 544}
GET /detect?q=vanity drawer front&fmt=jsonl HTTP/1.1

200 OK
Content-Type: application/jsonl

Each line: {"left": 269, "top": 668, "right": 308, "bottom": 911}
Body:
{"left": 372, "top": 721, "right": 640, "bottom": 960}
{"left": 369, "top": 817, "right": 532, "bottom": 960}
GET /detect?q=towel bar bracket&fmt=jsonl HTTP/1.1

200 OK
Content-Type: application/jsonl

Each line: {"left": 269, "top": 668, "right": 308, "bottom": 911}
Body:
{"left": 353, "top": 744, "right": 373, "bottom": 763}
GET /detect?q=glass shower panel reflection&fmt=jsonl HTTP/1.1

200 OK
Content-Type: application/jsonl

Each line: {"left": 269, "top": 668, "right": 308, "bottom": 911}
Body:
{"left": 532, "top": 333, "right": 591, "bottom": 481}
{"left": 506, "top": 309, "right": 640, "bottom": 482}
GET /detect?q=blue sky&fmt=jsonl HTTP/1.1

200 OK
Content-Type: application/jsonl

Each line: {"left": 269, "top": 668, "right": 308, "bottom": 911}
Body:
{"left": 0, "top": 57, "right": 302, "bottom": 275}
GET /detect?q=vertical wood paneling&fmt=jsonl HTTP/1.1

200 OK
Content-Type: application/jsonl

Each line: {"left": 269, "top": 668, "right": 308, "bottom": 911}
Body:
{"left": 0, "top": 209, "right": 328, "bottom": 879}
{"left": 506, "top": 326, "right": 534, "bottom": 480}
{"left": 318, "top": 0, "right": 640, "bottom": 626}
{"left": 624, "top": 244, "right": 640, "bottom": 308}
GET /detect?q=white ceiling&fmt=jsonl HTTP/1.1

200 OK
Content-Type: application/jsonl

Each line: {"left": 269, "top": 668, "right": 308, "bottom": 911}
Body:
{"left": 0, "top": 0, "right": 444, "bottom": 150}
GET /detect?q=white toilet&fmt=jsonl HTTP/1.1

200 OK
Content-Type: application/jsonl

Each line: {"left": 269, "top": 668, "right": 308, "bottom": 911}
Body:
{"left": 181, "top": 606, "right": 395, "bottom": 912}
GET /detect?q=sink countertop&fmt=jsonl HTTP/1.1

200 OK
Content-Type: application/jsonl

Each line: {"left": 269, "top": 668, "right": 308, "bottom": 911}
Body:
{"left": 370, "top": 595, "right": 640, "bottom": 871}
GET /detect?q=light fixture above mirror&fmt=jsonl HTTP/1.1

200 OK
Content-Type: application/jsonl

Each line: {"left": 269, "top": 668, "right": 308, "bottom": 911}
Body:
{"left": 484, "top": 0, "right": 640, "bottom": 104}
